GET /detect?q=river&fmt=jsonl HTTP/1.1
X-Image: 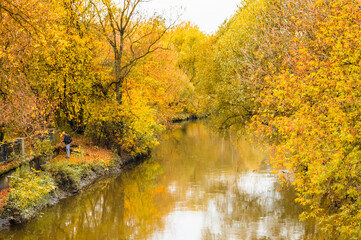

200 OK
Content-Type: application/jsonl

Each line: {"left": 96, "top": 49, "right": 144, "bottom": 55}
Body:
{"left": 0, "top": 122, "right": 316, "bottom": 239}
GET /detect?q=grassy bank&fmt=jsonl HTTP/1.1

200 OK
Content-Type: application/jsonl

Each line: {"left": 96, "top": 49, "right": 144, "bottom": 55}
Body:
{"left": 0, "top": 136, "right": 143, "bottom": 226}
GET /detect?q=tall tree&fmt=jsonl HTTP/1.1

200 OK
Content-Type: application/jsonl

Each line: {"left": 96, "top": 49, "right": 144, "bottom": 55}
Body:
{"left": 254, "top": 0, "right": 361, "bottom": 237}
{"left": 90, "top": 0, "right": 173, "bottom": 103}
{"left": 0, "top": 0, "right": 51, "bottom": 140}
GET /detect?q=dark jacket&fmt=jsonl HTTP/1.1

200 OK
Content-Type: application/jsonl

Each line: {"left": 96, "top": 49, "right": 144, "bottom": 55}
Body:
{"left": 63, "top": 134, "right": 72, "bottom": 145}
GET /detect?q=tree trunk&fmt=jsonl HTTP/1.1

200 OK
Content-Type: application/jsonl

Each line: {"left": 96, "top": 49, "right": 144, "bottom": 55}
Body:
{"left": 116, "top": 81, "right": 123, "bottom": 104}
{"left": 114, "top": 49, "right": 123, "bottom": 104}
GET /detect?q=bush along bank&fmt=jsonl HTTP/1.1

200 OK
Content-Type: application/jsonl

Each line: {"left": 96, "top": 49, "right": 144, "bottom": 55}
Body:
{"left": 0, "top": 136, "right": 146, "bottom": 226}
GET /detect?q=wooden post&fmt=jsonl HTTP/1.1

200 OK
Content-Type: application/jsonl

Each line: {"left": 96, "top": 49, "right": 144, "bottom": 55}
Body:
{"left": 0, "top": 144, "right": 5, "bottom": 162}
{"left": 0, "top": 142, "right": 11, "bottom": 162}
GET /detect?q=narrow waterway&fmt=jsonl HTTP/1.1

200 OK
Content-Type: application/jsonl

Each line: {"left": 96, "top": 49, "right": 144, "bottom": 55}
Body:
{"left": 0, "top": 122, "right": 316, "bottom": 239}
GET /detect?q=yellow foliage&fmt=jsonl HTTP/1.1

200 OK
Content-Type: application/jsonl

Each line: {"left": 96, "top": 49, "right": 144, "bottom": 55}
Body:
{"left": 251, "top": 0, "right": 361, "bottom": 238}
{"left": 197, "top": 0, "right": 361, "bottom": 238}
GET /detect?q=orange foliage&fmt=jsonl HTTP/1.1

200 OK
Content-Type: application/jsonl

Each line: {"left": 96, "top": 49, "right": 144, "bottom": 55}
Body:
{"left": 0, "top": 188, "right": 10, "bottom": 211}
{"left": 54, "top": 137, "right": 115, "bottom": 165}
{"left": 0, "top": 162, "right": 15, "bottom": 171}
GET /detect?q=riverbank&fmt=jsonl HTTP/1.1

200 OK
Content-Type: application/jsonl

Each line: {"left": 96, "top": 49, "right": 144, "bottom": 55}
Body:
{"left": 0, "top": 136, "right": 149, "bottom": 229}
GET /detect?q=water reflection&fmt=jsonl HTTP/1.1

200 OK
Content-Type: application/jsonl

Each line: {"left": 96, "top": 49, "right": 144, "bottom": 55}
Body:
{"left": 150, "top": 122, "right": 309, "bottom": 240}
{"left": 0, "top": 160, "right": 166, "bottom": 240}
{"left": 0, "top": 122, "right": 315, "bottom": 239}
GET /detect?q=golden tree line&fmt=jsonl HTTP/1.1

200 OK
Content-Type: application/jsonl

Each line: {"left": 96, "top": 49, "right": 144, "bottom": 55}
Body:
{"left": 0, "top": 0, "right": 208, "bottom": 155}
{"left": 192, "top": 0, "right": 361, "bottom": 238}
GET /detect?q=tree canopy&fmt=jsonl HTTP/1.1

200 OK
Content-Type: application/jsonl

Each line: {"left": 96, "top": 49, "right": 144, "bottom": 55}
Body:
{"left": 195, "top": 0, "right": 361, "bottom": 238}
{"left": 0, "top": 0, "right": 198, "bottom": 155}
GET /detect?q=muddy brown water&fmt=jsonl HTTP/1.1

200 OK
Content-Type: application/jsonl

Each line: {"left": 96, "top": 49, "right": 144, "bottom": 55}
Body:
{"left": 0, "top": 122, "right": 317, "bottom": 239}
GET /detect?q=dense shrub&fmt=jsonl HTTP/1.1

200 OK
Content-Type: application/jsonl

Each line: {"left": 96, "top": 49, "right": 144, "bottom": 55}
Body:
{"left": 33, "top": 140, "right": 54, "bottom": 159}
{"left": 5, "top": 169, "right": 55, "bottom": 221}
{"left": 85, "top": 102, "right": 162, "bottom": 156}
{"left": 45, "top": 161, "right": 92, "bottom": 191}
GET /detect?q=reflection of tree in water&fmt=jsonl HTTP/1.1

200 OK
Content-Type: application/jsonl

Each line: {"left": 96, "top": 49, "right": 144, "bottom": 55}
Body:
{"left": 121, "top": 159, "right": 168, "bottom": 239}
{"left": 199, "top": 172, "right": 315, "bottom": 240}
{"left": 0, "top": 122, "right": 320, "bottom": 239}
{"left": 155, "top": 122, "right": 244, "bottom": 191}
{"left": 153, "top": 122, "right": 315, "bottom": 239}
{"left": 0, "top": 159, "right": 167, "bottom": 240}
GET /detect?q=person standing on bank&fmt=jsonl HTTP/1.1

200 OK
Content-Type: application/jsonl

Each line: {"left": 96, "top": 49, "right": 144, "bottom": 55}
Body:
{"left": 62, "top": 132, "right": 72, "bottom": 159}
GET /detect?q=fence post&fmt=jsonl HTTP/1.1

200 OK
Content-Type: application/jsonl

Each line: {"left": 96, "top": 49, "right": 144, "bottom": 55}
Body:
{"left": 0, "top": 144, "right": 5, "bottom": 162}
{"left": 15, "top": 138, "right": 25, "bottom": 157}
{"left": 0, "top": 143, "right": 11, "bottom": 162}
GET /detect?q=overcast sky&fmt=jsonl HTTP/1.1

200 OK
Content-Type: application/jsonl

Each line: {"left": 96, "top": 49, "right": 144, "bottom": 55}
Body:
{"left": 140, "top": 0, "right": 242, "bottom": 34}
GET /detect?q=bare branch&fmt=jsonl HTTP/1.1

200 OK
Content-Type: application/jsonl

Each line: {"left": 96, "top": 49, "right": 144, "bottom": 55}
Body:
{"left": 90, "top": 0, "right": 115, "bottom": 47}
{"left": 0, "top": 0, "right": 39, "bottom": 33}
{"left": 90, "top": 0, "right": 176, "bottom": 103}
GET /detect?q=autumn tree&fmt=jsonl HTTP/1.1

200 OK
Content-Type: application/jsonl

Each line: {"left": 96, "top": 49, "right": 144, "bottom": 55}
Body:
{"left": 85, "top": 26, "right": 198, "bottom": 155}
{"left": 28, "top": 0, "right": 108, "bottom": 133}
{"left": 171, "top": 22, "right": 208, "bottom": 82}
{"left": 0, "top": 0, "right": 53, "bottom": 141}
{"left": 253, "top": 0, "right": 361, "bottom": 237}
{"left": 89, "top": 0, "right": 173, "bottom": 104}
{"left": 195, "top": 0, "right": 302, "bottom": 129}
{"left": 195, "top": 0, "right": 361, "bottom": 237}
{"left": 0, "top": 0, "right": 197, "bottom": 157}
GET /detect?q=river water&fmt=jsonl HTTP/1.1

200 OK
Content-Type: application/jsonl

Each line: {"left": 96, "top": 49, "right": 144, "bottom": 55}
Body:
{"left": 0, "top": 122, "right": 316, "bottom": 239}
